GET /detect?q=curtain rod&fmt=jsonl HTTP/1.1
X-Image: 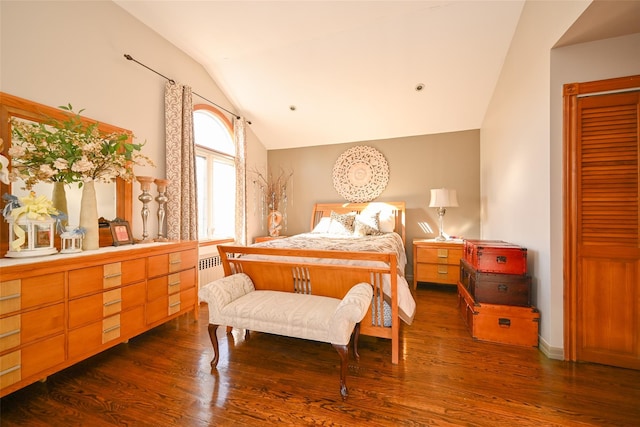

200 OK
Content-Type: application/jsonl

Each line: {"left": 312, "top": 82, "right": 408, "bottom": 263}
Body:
{"left": 124, "top": 53, "right": 250, "bottom": 123}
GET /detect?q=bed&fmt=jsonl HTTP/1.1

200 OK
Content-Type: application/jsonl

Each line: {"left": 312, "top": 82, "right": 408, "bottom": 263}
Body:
{"left": 242, "top": 201, "right": 416, "bottom": 364}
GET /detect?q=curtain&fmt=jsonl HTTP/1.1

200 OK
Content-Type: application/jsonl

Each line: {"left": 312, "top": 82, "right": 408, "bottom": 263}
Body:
{"left": 234, "top": 116, "right": 247, "bottom": 245}
{"left": 165, "top": 82, "right": 197, "bottom": 241}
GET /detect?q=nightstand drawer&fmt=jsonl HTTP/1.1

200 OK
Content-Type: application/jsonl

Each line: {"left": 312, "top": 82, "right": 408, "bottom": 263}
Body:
{"left": 415, "top": 263, "right": 460, "bottom": 285}
{"left": 416, "top": 247, "right": 463, "bottom": 264}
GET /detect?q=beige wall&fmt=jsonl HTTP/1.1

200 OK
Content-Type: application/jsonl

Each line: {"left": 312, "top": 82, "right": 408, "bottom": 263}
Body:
{"left": 267, "top": 130, "right": 481, "bottom": 276}
{"left": 0, "top": 1, "right": 268, "bottom": 239}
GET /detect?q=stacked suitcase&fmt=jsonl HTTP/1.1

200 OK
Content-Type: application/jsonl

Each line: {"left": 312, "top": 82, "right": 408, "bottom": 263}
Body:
{"left": 457, "top": 239, "right": 540, "bottom": 347}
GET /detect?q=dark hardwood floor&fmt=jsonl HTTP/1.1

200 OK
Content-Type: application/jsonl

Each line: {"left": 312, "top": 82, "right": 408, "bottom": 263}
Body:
{"left": 2, "top": 284, "right": 639, "bottom": 426}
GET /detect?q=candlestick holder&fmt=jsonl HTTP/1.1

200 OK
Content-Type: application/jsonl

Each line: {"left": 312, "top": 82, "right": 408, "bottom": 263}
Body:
{"left": 154, "top": 178, "right": 170, "bottom": 242}
{"left": 136, "top": 176, "right": 155, "bottom": 243}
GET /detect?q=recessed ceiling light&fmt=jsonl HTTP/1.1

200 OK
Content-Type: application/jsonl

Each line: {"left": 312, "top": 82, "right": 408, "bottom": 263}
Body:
{"left": 415, "top": 83, "right": 425, "bottom": 91}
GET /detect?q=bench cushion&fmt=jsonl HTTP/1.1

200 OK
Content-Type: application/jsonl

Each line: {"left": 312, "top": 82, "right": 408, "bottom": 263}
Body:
{"left": 221, "top": 290, "right": 341, "bottom": 344}
{"left": 199, "top": 273, "right": 373, "bottom": 346}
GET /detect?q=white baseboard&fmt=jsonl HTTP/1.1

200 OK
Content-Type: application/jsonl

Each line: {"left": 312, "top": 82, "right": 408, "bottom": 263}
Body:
{"left": 538, "top": 335, "right": 564, "bottom": 360}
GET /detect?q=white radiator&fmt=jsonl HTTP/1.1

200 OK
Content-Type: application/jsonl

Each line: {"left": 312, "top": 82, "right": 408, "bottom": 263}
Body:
{"left": 198, "top": 255, "right": 225, "bottom": 286}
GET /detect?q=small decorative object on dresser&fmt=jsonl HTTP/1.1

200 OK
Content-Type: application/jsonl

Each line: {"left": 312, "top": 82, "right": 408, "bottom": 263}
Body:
{"left": 110, "top": 219, "right": 134, "bottom": 246}
{"left": 154, "top": 178, "right": 170, "bottom": 241}
{"left": 59, "top": 226, "right": 84, "bottom": 254}
{"left": 3, "top": 192, "right": 60, "bottom": 258}
{"left": 136, "top": 176, "right": 155, "bottom": 243}
{"left": 412, "top": 238, "right": 464, "bottom": 289}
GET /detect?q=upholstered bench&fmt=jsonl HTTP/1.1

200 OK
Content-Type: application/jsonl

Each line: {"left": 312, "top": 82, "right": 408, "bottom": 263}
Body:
{"left": 198, "top": 273, "right": 373, "bottom": 398}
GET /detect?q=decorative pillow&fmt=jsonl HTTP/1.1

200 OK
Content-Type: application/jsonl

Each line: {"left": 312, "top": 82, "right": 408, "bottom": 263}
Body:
{"left": 353, "top": 212, "right": 383, "bottom": 237}
{"left": 311, "top": 217, "right": 331, "bottom": 233}
{"left": 327, "top": 211, "right": 356, "bottom": 235}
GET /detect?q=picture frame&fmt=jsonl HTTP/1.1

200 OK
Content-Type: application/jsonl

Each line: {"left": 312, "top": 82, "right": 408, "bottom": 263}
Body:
{"left": 109, "top": 219, "right": 134, "bottom": 246}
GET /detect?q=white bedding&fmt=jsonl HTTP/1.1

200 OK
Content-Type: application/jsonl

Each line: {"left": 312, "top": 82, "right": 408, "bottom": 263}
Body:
{"left": 252, "top": 232, "right": 416, "bottom": 325}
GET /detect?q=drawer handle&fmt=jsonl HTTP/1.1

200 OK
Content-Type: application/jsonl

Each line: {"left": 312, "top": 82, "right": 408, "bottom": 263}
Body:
{"left": 169, "top": 301, "right": 181, "bottom": 308}
{"left": 103, "top": 325, "right": 121, "bottom": 334}
{"left": 104, "top": 299, "right": 123, "bottom": 307}
{"left": 0, "top": 293, "right": 21, "bottom": 302}
{"left": 437, "top": 266, "right": 448, "bottom": 274}
{"left": 168, "top": 281, "right": 181, "bottom": 287}
{"left": 104, "top": 273, "right": 122, "bottom": 279}
{"left": 497, "top": 284, "right": 508, "bottom": 293}
{"left": 0, "top": 329, "right": 20, "bottom": 339}
{"left": 496, "top": 256, "right": 507, "bottom": 264}
{"left": 0, "top": 364, "right": 21, "bottom": 377}
{"left": 169, "top": 259, "right": 181, "bottom": 265}
{"left": 498, "top": 318, "right": 511, "bottom": 328}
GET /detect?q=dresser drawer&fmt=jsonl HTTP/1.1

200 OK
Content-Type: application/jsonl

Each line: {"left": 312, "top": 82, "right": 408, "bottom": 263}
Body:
{"left": 416, "top": 247, "right": 463, "bottom": 264}
{"left": 68, "top": 314, "right": 121, "bottom": 359}
{"left": 68, "top": 258, "right": 146, "bottom": 298}
{"left": 147, "top": 269, "right": 195, "bottom": 301}
{"left": 0, "top": 303, "right": 64, "bottom": 352}
{"left": 120, "top": 305, "right": 146, "bottom": 339}
{"left": 0, "top": 334, "right": 65, "bottom": 391}
{"left": 147, "top": 285, "right": 197, "bottom": 324}
{"left": 148, "top": 249, "right": 198, "bottom": 278}
{"left": 415, "top": 263, "right": 460, "bottom": 285}
{"left": 0, "top": 273, "right": 64, "bottom": 316}
{"left": 146, "top": 296, "right": 169, "bottom": 325}
{"left": 68, "top": 281, "right": 146, "bottom": 329}
{"left": 181, "top": 287, "right": 197, "bottom": 311}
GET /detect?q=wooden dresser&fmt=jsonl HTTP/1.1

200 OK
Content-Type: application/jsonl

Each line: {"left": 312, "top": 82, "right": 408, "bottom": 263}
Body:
{"left": 412, "top": 239, "right": 464, "bottom": 289}
{"left": 0, "top": 240, "right": 198, "bottom": 397}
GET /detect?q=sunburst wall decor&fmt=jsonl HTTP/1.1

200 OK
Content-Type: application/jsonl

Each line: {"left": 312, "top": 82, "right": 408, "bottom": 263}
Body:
{"left": 332, "top": 146, "right": 389, "bottom": 203}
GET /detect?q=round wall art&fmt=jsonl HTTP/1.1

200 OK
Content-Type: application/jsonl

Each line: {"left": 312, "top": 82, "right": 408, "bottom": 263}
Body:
{"left": 332, "top": 145, "right": 389, "bottom": 203}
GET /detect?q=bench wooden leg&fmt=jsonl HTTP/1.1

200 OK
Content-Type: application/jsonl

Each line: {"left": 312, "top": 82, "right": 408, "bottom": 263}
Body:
{"left": 352, "top": 323, "right": 361, "bottom": 361}
{"left": 207, "top": 324, "right": 220, "bottom": 368}
{"left": 332, "top": 344, "right": 349, "bottom": 400}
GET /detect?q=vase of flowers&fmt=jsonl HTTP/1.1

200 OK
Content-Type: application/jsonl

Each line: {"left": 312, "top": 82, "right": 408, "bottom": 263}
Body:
{"left": 251, "top": 168, "right": 293, "bottom": 236}
{"left": 9, "top": 104, "right": 153, "bottom": 250}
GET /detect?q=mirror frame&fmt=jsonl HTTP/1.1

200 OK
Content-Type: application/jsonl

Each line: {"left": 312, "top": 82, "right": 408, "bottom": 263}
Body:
{"left": 0, "top": 92, "right": 133, "bottom": 257}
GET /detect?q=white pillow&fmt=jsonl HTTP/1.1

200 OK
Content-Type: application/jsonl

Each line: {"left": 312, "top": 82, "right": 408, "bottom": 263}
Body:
{"left": 378, "top": 210, "right": 395, "bottom": 233}
{"left": 311, "top": 217, "right": 331, "bottom": 233}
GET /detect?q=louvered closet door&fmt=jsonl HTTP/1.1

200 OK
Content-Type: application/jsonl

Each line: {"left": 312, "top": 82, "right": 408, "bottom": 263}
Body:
{"left": 575, "top": 90, "right": 639, "bottom": 370}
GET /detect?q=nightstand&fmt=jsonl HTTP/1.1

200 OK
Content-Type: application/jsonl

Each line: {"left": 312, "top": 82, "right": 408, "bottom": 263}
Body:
{"left": 413, "top": 239, "right": 464, "bottom": 289}
{"left": 254, "top": 236, "right": 287, "bottom": 243}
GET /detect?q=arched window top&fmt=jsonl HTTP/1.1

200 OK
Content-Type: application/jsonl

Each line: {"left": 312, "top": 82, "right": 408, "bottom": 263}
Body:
{"left": 193, "top": 104, "right": 234, "bottom": 156}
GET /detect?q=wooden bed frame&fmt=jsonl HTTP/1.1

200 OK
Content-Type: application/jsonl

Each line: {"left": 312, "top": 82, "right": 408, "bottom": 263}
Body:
{"left": 218, "top": 245, "right": 401, "bottom": 364}
{"left": 219, "top": 201, "right": 408, "bottom": 364}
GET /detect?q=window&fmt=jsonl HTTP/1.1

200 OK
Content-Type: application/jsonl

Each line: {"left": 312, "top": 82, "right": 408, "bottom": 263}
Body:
{"left": 193, "top": 104, "right": 235, "bottom": 241}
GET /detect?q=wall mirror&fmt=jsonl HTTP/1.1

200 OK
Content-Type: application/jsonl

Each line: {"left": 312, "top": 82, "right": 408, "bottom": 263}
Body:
{"left": 0, "top": 92, "right": 133, "bottom": 256}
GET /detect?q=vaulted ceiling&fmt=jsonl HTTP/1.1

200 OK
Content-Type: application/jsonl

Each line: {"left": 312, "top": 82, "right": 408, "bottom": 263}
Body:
{"left": 115, "top": 1, "right": 640, "bottom": 150}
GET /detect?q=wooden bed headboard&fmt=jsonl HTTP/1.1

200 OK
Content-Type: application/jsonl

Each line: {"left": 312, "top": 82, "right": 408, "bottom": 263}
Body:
{"left": 310, "top": 201, "right": 406, "bottom": 245}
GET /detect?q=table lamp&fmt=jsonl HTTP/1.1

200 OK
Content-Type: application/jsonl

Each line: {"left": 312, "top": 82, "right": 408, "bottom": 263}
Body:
{"left": 429, "top": 188, "right": 459, "bottom": 241}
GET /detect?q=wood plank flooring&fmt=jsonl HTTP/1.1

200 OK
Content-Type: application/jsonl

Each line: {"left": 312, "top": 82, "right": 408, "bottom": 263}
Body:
{"left": 1, "top": 284, "right": 639, "bottom": 426}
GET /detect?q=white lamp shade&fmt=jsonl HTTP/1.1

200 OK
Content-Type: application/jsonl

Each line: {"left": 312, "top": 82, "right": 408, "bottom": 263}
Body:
{"left": 429, "top": 188, "right": 459, "bottom": 208}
